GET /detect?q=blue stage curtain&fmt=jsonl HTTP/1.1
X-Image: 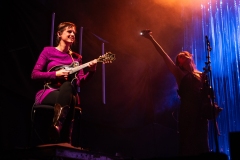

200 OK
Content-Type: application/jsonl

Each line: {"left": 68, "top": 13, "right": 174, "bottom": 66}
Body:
{"left": 182, "top": 0, "right": 240, "bottom": 159}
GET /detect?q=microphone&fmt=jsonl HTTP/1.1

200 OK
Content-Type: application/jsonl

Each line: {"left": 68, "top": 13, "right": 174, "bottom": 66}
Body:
{"left": 205, "top": 35, "right": 210, "bottom": 44}
{"left": 205, "top": 35, "right": 211, "bottom": 51}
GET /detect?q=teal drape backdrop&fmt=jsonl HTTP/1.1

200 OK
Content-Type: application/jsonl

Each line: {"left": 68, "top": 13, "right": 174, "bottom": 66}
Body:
{"left": 183, "top": 0, "right": 240, "bottom": 158}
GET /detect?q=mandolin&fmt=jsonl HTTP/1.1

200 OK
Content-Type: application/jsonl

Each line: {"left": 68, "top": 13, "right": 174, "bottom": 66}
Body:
{"left": 45, "top": 52, "right": 115, "bottom": 89}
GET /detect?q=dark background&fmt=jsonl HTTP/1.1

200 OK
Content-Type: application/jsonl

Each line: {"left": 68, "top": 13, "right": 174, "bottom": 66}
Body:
{"left": 0, "top": 0, "right": 192, "bottom": 158}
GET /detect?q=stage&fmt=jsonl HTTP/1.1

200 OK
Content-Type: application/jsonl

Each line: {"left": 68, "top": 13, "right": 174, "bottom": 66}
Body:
{"left": 1, "top": 142, "right": 229, "bottom": 160}
{"left": 2, "top": 143, "right": 125, "bottom": 160}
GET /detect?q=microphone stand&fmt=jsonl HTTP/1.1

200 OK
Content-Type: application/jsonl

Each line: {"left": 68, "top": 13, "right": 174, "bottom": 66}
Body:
{"left": 91, "top": 32, "right": 109, "bottom": 105}
{"left": 203, "top": 36, "right": 219, "bottom": 153}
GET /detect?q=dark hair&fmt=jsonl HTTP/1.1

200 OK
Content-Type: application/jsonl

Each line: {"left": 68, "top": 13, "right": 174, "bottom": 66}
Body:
{"left": 55, "top": 22, "right": 77, "bottom": 45}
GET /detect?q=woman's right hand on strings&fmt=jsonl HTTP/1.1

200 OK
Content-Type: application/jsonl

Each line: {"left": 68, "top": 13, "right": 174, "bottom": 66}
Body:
{"left": 56, "top": 69, "right": 69, "bottom": 79}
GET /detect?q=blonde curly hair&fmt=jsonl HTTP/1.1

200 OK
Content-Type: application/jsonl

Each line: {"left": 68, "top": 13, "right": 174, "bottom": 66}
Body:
{"left": 175, "top": 51, "right": 199, "bottom": 73}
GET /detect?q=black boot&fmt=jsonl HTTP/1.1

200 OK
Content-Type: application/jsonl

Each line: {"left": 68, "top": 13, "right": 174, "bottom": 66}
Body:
{"left": 59, "top": 119, "right": 74, "bottom": 144}
{"left": 49, "top": 103, "right": 70, "bottom": 142}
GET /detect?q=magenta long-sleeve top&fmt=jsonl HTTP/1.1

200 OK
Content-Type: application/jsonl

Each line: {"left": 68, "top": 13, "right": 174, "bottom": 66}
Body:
{"left": 31, "top": 46, "right": 94, "bottom": 105}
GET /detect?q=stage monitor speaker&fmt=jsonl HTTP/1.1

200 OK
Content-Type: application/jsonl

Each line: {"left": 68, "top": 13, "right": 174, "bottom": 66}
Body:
{"left": 229, "top": 131, "right": 240, "bottom": 160}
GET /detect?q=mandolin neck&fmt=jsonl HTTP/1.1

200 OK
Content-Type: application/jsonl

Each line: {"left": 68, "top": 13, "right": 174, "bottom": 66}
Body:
{"left": 69, "top": 59, "right": 98, "bottom": 74}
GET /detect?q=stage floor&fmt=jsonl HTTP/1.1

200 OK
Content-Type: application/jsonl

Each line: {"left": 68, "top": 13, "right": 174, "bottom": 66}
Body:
{"left": 2, "top": 143, "right": 229, "bottom": 160}
{"left": 2, "top": 143, "right": 124, "bottom": 160}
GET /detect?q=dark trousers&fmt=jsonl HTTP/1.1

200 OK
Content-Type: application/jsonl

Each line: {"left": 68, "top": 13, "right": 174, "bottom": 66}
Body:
{"left": 41, "top": 81, "right": 77, "bottom": 143}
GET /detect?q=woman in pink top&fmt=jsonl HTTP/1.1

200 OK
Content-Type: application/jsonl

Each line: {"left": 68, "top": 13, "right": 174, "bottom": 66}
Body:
{"left": 31, "top": 22, "right": 97, "bottom": 143}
